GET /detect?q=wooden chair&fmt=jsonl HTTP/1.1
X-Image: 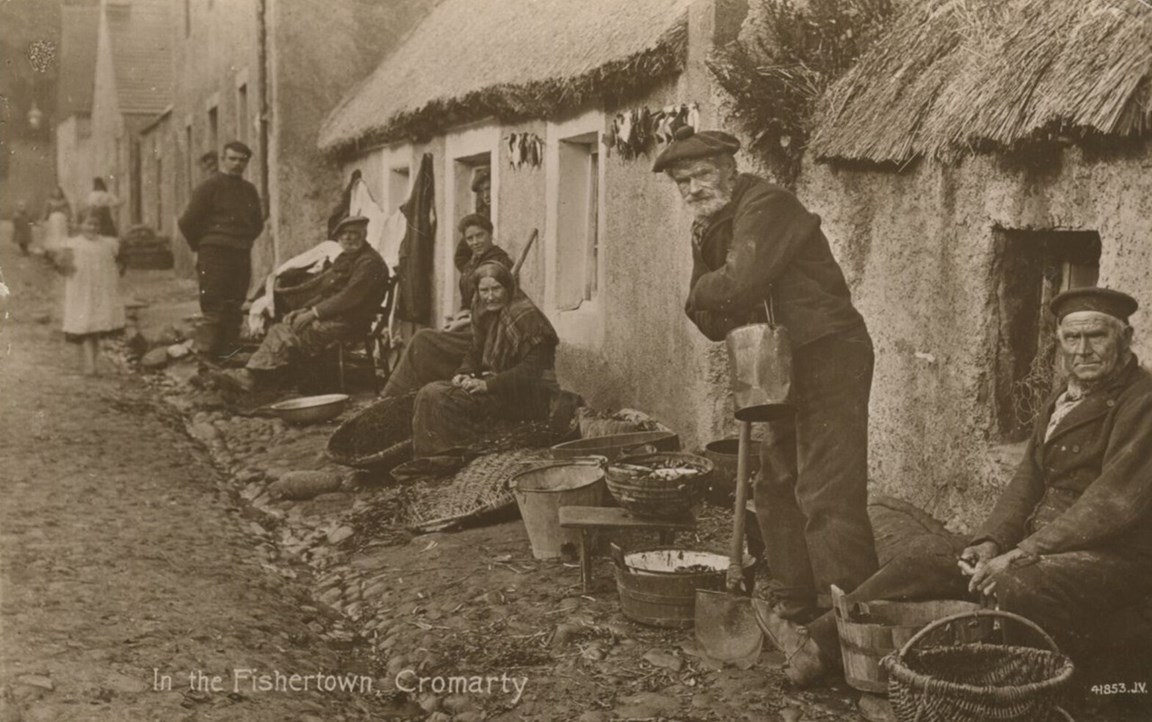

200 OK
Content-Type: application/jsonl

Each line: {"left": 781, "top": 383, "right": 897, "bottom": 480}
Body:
{"left": 332, "top": 274, "right": 398, "bottom": 393}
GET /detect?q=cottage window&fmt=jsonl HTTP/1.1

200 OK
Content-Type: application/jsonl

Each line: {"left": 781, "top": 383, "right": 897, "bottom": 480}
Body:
{"left": 207, "top": 106, "right": 218, "bottom": 155}
{"left": 155, "top": 155, "right": 163, "bottom": 232}
{"left": 993, "top": 228, "right": 1101, "bottom": 440}
{"left": 236, "top": 84, "right": 249, "bottom": 147}
{"left": 130, "top": 140, "right": 142, "bottom": 224}
{"left": 184, "top": 123, "right": 194, "bottom": 206}
{"left": 555, "top": 132, "right": 601, "bottom": 310}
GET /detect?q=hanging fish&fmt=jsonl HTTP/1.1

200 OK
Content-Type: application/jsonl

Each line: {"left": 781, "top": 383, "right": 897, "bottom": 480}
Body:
{"left": 637, "top": 107, "right": 651, "bottom": 150}
{"left": 508, "top": 133, "right": 518, "bottom": 169}
{"left": 688, "top": 102, "right": 701, "bottom": 132}
{"left": 529, "top": 136, "right": 541, "bottom": 167}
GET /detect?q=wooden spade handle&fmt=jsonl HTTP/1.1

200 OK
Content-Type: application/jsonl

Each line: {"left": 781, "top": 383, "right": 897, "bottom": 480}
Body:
{"left": 727, "top": 421, "right": 752, "bottom": 592}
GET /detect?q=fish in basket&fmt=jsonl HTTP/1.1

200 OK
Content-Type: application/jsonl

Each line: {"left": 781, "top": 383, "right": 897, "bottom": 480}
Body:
{"left": 605, "top": 452, "right": 714, "bottom": 520}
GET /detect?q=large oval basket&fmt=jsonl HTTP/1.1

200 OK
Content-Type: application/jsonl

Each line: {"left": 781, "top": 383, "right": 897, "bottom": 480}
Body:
{"left": 880, "top": 609, "right": 1075, "bottom": 722}
{"left": 325, "top": 393, "right": 416, "bottom": 475}
{"left": 606, "top": 452, "right": 713, "bottom": 519}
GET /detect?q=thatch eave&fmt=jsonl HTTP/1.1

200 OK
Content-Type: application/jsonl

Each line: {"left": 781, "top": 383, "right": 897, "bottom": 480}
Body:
{"left": 318, "top": 0, "right": 690, "bottom": 159}
{"left": 808, "top": 0, "right": 1152, "bottom": 167}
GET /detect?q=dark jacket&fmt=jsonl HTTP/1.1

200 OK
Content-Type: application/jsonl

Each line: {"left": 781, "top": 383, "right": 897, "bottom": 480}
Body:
{"left": 313, "top": 245, "right": 389, "bottom": 333}
{"left": 686, "top": 174, "right": 865, "bottom": 348}
{"left": 395, "top": 153, "right": 436, "bottom": 324}
{"left": 178, "top": 173, "right": 263, "bottom": 251}
{"left": 975, "top": 357, "right": 1152, "bottom": 558}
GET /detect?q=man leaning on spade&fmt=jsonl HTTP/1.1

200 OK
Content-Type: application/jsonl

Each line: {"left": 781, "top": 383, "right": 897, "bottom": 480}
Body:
{"left": 653, "top": 126, "right": 879, "bottom": 683}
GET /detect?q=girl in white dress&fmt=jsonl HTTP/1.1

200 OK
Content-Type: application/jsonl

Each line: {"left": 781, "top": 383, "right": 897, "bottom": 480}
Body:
{"left": 53, "top": 209, "right": 125, "bottom": 375}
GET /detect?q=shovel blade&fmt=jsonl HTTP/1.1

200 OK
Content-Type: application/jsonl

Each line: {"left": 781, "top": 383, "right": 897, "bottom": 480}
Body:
{"left": 694, "top": 589, "right": 763, "bottom": 667}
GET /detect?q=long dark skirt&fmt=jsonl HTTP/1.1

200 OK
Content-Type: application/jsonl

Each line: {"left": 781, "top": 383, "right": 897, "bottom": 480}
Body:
{"left": 411, "top": 380, "right": 553, "bottom": 457}
{"left": 382, "top": 327, "right": 472, "bottom": 398}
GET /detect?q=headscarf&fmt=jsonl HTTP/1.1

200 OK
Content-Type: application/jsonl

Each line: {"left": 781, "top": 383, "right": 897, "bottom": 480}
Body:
{"left": 471, "top": 262, "right": 557, "bottom": 373}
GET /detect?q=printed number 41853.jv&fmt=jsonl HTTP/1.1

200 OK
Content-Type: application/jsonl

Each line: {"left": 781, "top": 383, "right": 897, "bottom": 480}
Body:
{"left": 1091, "top": 682, "right": 1148, "bottom": 695}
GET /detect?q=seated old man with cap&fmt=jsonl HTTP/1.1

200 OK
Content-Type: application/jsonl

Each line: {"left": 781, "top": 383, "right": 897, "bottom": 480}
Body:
{"left": 214, "top": 215, "right": 389, "bottom": 392}
{"left": 764, "top": 287, "right": 1152, "bottom": 687}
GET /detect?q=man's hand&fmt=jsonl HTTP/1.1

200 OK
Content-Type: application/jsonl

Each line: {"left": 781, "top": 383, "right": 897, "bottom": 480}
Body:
{"left": 958, "top": 540, "right": 1000, "bottom": 575}
{"left": 289, "top": 308, "right": 317, "bottom": 333}
{"left": 967, "top": 548, "right": 1037, "bottom": 596}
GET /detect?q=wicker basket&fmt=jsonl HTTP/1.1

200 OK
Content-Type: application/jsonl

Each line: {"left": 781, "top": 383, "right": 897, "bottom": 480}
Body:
{"left": 325, "top": 393, "right": 416, "bottom": 475}
{"left": 605, "top": 452, "right": 713, "bottom": 519}
{"left": 881, "top": 609, "right": 1075, "bottom": 722}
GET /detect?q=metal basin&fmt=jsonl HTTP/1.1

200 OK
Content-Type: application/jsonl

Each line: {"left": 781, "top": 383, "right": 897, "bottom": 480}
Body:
{"left": 267, "top": 394, "right": 350, "bottom": 425}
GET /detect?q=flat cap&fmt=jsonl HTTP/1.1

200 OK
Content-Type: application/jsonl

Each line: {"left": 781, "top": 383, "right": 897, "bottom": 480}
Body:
{"left": 332, "top": 215, "right": 369, "bottom": 235}
{"left": 652, "top": 126, "right": 741, "bottom": 172}
{"left": 1051, "top": 287, "right": 1138, "bottom": 322}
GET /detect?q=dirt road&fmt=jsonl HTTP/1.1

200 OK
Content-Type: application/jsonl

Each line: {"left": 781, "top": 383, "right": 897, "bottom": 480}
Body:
{"left": 0, "top": 237, "right": 393, "bottom": 720}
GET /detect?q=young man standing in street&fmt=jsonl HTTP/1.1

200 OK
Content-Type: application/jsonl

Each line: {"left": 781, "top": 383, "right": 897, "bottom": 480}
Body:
{"left": 179, "top": 141, "right": 263, "bottom": 359}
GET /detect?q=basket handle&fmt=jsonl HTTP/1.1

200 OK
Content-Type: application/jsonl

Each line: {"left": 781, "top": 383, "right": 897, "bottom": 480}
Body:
{"left": 898, "top": 608, "right": 1061, "bottom": 660}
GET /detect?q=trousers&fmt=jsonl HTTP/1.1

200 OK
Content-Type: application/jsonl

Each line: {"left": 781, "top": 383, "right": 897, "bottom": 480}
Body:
{"left": 247, "top": 319, "right": 355, "bottom": 372}
{"left": 806, "top": 533, "right": 1152, "bottom": 664}
{"left": 196, "top": 245, "right": 251, "bottom": 355}
{"left": 755, "top": 329, "right": 878, "bottom": 615}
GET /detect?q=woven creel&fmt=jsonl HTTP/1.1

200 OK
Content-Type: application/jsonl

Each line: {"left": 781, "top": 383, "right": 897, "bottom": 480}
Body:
{"left": 881, "top": 609, "right": 1075, "bottom": 722}
{"left": 605, "top": 452, "right": 713, "bottom": 519}
{"left": 325, "top": 393, "right": 415, "bottom": 474}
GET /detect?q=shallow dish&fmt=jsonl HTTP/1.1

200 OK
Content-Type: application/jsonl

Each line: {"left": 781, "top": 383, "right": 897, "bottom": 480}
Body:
{"left": 267, "top": 394, "right": 349, "bottom": 425}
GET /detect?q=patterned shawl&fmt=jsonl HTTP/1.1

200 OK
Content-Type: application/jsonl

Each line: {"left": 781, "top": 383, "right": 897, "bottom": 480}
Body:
{"left": 470, "top": 263, "right": 557, "bottom": 373}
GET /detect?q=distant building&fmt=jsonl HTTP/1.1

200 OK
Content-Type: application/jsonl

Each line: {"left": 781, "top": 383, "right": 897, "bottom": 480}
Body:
{"left": 88, "top": 0, "right": 173, "bottom": 237}
{"left": 137, "top": 0, "right": 430, "bottom": 279}
{"left": 56, "top": 0, "right": 101, "bottom": 212}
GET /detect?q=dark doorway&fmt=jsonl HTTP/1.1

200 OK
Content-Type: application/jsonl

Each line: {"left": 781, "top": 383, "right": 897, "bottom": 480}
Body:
{"left": 993, "top": 229, "right": 1101, "bottom": 440}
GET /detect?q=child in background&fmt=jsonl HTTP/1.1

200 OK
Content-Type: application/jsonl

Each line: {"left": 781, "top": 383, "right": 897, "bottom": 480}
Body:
{"left": 53, "top": 209, "right": 125, "bottom": 375}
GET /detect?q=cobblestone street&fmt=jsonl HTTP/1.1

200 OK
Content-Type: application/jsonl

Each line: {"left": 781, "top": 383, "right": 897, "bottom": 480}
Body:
{"left": 0, "top": 239, "right": 391, "bottom": 721}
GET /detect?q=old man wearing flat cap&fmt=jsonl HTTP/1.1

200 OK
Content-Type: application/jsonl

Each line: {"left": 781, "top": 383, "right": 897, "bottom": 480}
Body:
{"left": 215, "top": 215, "right": 389, "bottom": 392}
{"left": 768, "top": 287, "right": 1152, "bottom": 687}
{"left": 653, "top": 126, "right": 878, "bottom": 674}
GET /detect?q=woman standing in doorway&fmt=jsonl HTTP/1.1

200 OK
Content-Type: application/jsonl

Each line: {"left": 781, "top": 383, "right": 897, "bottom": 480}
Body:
{"left": 85, "top": 177, "right": 121, "bottom": 238}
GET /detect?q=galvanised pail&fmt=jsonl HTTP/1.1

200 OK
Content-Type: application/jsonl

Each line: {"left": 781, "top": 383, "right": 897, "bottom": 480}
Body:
{"left": 725, "top": 322, "right": 794, "bottom": 422}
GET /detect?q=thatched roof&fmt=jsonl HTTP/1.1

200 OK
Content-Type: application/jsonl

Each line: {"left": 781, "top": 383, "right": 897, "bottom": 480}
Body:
{"left": 809, "top": 0, "right": 1152, "bottom": 164}
{"left": 318, "top": 0, "right": 691, "bottom": 156}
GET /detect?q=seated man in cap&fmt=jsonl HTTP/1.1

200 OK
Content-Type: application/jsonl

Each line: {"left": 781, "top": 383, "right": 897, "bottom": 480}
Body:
{"left": 653, "top": 126, "right": 879, "bottom": 653}
{"left": 767, "top": 287, "right": 1152, "bottom": 686}
{"left": 214, "top": 215, "right": 389, "bottom": 392}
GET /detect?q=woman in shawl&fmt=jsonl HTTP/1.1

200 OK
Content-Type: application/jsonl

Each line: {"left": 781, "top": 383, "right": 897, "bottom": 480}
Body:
{"left": 381, "top": 214, "right": 513, "bottom": 397}
{"left": 412, "top": 261, "right": 558, "bottom": 458}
